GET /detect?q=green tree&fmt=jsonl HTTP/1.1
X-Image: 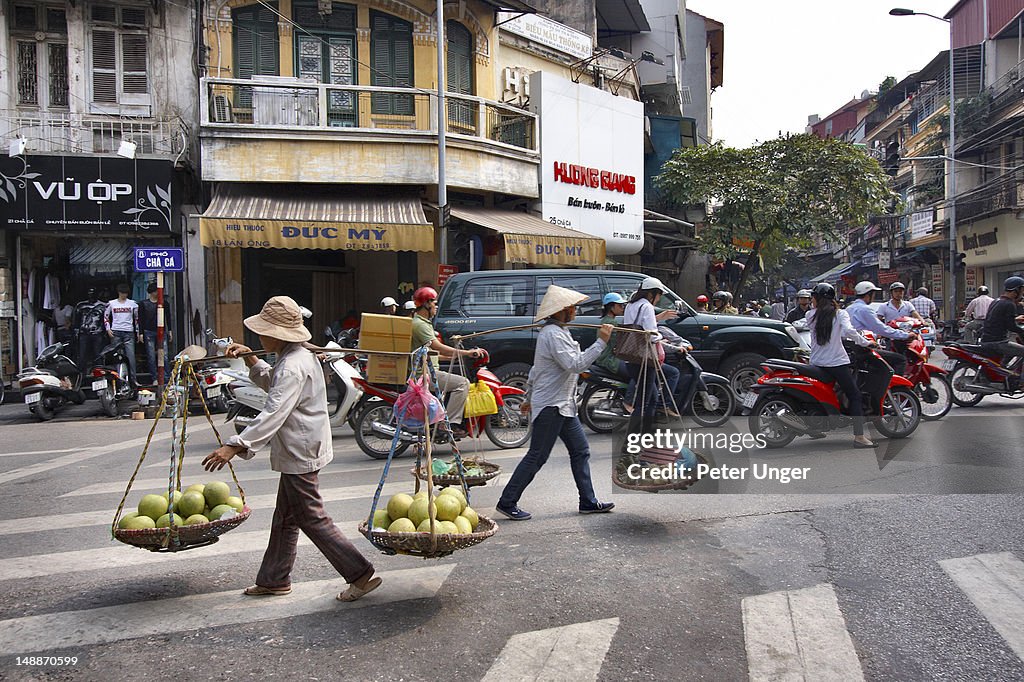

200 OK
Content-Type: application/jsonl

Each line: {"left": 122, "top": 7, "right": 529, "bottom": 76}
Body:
{"left": 877, "top": 76, "right": 896, "bottom": 97}
{"left": 656, "top": 133, "right": 897, "bottom": 295}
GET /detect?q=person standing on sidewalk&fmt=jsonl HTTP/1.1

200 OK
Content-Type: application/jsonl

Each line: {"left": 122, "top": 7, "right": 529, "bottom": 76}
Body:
{"left": 495, "top": 285, "right": 615, "bottom": 521}
{"left": 104, "top": 283, "right": 141, "bottom": 387}
{"left": 139, "top": 283, "right": 172, "bottom": 382}
{"left": 203, "top": 295, "right": 381, "bottom": 602}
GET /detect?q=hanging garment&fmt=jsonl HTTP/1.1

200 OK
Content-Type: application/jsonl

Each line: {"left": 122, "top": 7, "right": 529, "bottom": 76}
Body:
{"left": 22, "top": 298, "right": 36, "bottom": 362}
{"left": 43, "top": 273, "right": 60, "bottom": 310}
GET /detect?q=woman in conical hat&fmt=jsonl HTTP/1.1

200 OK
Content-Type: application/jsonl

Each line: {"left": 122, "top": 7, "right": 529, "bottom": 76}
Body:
{"left": 494, "top": 285, "right": 616, "bottom": 521}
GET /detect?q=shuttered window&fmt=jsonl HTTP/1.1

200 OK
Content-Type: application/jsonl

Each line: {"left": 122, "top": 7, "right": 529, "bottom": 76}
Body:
{"left": 370, "top": 12, "right": 413, "bottom": 115}
{"left": 11, "top": 4, "right": 68, "bottom": 109}
{"left": 92, "top": 29, "right": 118, "bottom": 103}
{"left": 445, "top": 21, "right": 474, "bottom": 129}
{"left": 89, "top": 4, "right": 150, "bottom": 108}
{"left": 232, "top": 3, "right": 280, "bottom": 108}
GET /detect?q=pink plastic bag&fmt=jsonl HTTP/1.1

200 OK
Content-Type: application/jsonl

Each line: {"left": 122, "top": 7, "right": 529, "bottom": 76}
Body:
{"left": 394, "top": 376, "right": 446, "bottom": 430}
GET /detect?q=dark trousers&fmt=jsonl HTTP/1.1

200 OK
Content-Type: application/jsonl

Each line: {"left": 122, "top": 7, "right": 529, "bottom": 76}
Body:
{"left": 626, "top": 361, "right": 681, "bottom": 433}
{"left": 78, "top": 332, "right": 106, "bottom": 368}
{"left": 112, "top": 330, "right": 138, "bottom": 386}
{"left": 498, "top": 406, "right": 598, "bottom": 509}
{"left": 819, "top": 364, "right": 865, "bottom": 436}
{"left": 143, "top": 330, "right": 170, "bottom": 379}
{"left": 256, "top": 471, "right": 373, "bottom": 589}
{"left": 878, "top": 346, "right": 907, "bottom": 377}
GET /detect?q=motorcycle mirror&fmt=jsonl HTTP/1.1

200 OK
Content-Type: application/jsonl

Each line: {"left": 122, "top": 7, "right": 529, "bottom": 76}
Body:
{"left": 324, "top": 326, "right": 335, "bottom": 340}
{"left": 299, "top": 306, "right": 313, "bottom": 319}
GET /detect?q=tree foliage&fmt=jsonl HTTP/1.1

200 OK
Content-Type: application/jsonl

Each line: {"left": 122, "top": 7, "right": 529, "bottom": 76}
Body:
{"left": 655, "top": 133, "right": 897, "bottom": 295}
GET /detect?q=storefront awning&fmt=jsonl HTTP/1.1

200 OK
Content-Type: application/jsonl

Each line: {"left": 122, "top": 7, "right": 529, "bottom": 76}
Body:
{"left": 809, "top": 260, "right": 860, "bottom": 282}
{"left": 450, "top": 206, "right": 606, "bottom": 267}
{"left": 200, "top": 185, "right": 433, "bottom": 251}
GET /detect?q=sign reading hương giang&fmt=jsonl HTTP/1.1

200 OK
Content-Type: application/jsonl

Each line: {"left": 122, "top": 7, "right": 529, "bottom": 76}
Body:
{"left": 530, "top": 72, "right": 644, "bottom": 256}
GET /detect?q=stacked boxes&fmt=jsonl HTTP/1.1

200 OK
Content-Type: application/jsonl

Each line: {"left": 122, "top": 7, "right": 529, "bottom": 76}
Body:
{"left": 359, "top": 313, "right": 413, "bottom": 384}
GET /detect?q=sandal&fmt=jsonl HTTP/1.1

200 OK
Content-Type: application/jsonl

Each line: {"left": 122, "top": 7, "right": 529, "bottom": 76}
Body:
{"left": 337, "top": 577, "right": 382, "bottom": 602}
{"left": 243, "top": 584, "right": 291, "bottom": 596}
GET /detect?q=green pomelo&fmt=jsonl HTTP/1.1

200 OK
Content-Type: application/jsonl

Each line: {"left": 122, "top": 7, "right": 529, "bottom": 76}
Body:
{"left": 185, "top": 483, "right": 205, "bottom": 496}
{"left": 138, "top": 494, "right": 168, "bottom": 520}
{"left": 407, "top": 498, "right": 435, "bottom": 527}
{"left": 434, "top": 494, "right": 462, "bottom": 522}
{"left": 117, "top": 512, "right": 139, "bottom": 529}
{"left": 203, "top": 507, "right": 212, "bottom": 517}
{"left": 386, "top": 493, "right": 414, "bottom": 521}
{"left": 225, "top": 496, "right": 244, "bottom": 512}
{"left": 461, "top": 506, "right": 480, "bottom": 530}
{"left": 204, "top": 481, "right": 231, "bottom": 508}
{"left": 177, "top": 491, "right": 206, "bottom": 518}
{"left": 388, "top": 518, "right": 417, "bottom": 533}
{"left": 208, "top": 504, "right": 235, "bottom": 520}
{"left": 437, "top": 520, "right": 459, "bottom": 534}
{"left": 121, "top": 515, "right": 156, "bottom": 530}
{"left": 184, "top": 514, "right": 210, "bottom": 526}
{"left": 453, "top": 516, "right": 473, "bottom": 534}
{"left": 417, "top": 518, "right": 437, "bottom": 532}
{"left": 372, "top": 510, "right": 392, "bottom": 529}
{"left": 413, "top": 491, "right": 429, "bottom": 500}
{"left": 156, "top": 513, "right": 184, "bottom": 528}
{"left": 439, "top": 486, "right": 467, "bottom": 512}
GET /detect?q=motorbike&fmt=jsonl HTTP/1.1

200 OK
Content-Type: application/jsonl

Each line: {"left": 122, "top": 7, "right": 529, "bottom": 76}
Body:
{"left": 882, "top": 317, "right": 952, "bottom": 421}
{"left": 16, "top": 342, "right": 86, "bottom": 420}
{"left": 578, "top": 349, "right": 735, "bottom": 433}
{"left": 943, "top": 341, "right": 1024, "bottom": 407}
{"left": 352, "top": 350, "right": 530, "bottom": 459}
{"left": 191, "top": 331, "right": 245, "bottom": 414}
{"left": 746, "top": 341, "right": 922, "bottom": 448}
{"left": 89, "top": 338, "right": 134, "bottom": 418}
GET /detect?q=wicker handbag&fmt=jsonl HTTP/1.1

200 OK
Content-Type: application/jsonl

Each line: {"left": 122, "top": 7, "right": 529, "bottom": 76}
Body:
{"left": 613, "top": 324, "right": 657, "bottom": 365}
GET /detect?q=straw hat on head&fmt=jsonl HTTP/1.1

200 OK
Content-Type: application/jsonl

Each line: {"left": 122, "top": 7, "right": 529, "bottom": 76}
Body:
{"left": 244, "top": 296, "right": 312, "bottom": 342}
{"left": 535, "top": 284, "right": 588, "bottom": 322}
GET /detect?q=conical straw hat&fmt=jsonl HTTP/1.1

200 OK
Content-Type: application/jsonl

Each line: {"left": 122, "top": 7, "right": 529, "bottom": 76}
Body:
{"left": 534, "top": 284, "right": 588, "bottom": 322}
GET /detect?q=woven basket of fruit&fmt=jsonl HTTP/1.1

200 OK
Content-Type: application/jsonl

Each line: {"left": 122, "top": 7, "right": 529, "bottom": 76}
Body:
{"left": 411, "top": 458, "right": 500, "bottom": 487}
{"left": 115, "top": 508, "right": 251, "bottom": 551}
{"left": 612, "top": 448, "right": 707, "bottom": 492}
{"left": 359, "top": 515, "right": 497, "bottom": 558}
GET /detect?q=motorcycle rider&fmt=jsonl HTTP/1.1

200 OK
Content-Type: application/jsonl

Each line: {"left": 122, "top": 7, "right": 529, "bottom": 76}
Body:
{"left": 595, "top": 292, "right": 628, "bottom": 376}
{"left": 847, "top": 281, "right": 915, "bottom": 378}
{"left": 711, "top": 291, "right": 738, "bottom": 315}
{"left": 769, "top": 296, "right": 787, "bottom": 321}
{"left": 402, "top": 300, "right": 417, "bottom": 317}
{"left": 880, "top": 282, "right": 925, "bottom": 324}
{"left": 380, "top": 297, "right": 399, "bottom": 316}
{"left": 623, "top": 277, "right": 682, "bottom": 431}
{"left": 978, "top": 276, "right": 1024, "bottom": 384}
{"left": 785, "top": 289, "right": 813, "bottom": 324}
{"left": 963, "top": 285, "right": 993, "bottom": 342}
{"left": 908, "top": 287, "right": 938, "bottom": 329}
{"left": 695, "top": 294, "right": 710, "bottom": 312}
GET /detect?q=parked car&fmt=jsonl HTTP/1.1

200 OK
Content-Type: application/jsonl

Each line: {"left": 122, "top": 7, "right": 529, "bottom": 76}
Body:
{"left": 434, "top": 270, "right": 809, "bottom": 398}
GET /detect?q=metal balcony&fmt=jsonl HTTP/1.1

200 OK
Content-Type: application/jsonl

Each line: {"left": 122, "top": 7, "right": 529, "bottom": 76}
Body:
{"left": 0, "top": 111, "right": 188, "bottom": 158}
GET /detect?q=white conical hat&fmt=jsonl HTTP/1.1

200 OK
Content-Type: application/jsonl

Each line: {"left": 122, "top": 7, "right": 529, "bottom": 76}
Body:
{"left": 535, "top": 284, "right": 588, "bottom": 322}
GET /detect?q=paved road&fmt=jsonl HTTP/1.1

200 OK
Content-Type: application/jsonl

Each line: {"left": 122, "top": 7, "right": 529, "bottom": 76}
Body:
{"left": 0, "top": 391, "right": 1023, "bottom": 681}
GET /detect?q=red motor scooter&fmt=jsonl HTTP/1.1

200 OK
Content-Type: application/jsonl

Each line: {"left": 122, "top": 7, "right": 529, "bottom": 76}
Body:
{"left": 352, "top": 350, "right": 531, "bottom": 459}
{"left": 883, "top": 317, "right": 952, "bottom": 421}
{"left": 746, "top": 340, "right": 922, "bottom": 448}
{"left": 943, "top": 341, "right": 1024, "bottom": 407}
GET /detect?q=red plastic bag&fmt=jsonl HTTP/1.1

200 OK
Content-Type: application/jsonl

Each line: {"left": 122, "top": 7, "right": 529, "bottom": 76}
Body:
{"left": 394, "top": 376, "right": 446, "bottom": 429}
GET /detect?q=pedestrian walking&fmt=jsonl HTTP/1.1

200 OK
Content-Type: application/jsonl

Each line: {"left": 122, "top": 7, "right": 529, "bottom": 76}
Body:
{"left": 495, "top": 285, "right": 615, "bottom": 521}
{"left": 104, "top": 283, "right": 141, "bottom": 387}
{"left": 203, "top": 296, "right": 381, "bottom": 602}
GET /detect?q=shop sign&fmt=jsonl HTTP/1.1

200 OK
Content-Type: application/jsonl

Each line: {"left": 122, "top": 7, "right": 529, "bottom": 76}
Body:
{"left": 965, "top": 266, "right": 980, "bottom": 298}
{"left": 931, "top": 264, "right": 944, "bottom": 300}
{"left": 961, "top": 228, "right": 998, "bottom": 252}
{"left": 199, "top": 218, "right": 433, "bottom": 251}
{"left": 879, "top": 251, "right": 891, "bottom": 269}
{"left": 911, "top": 210, "right": 933, "bottom": 240}
{"left": 134, "top": 247, "right": 184, "bottom": 272}
{"left": 497, "top": 12, "right": 593, "bottom": 60}
{"left": 878, "top": 269, "right": 900, "bottom": 285}
{"left": 437, "top": 264, "right": 458, "bottom": 287}
{"left": 531, "top": 72, "right": 645, "bottom": 256}
{"left": 0, "top": 154, "right": 174, "bottom": 232}
{"left": 503, "top": 233, "right": 604, "bottom": 267}
{"left": 862, "top": 249, "right": 879, "bottom": 267}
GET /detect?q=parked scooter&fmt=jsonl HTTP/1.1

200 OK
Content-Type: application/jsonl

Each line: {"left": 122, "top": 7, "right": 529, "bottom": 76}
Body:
{"left": 89, "top": 338, "right": 134, "bottom": 418}
{"left": 746, "top": 342, "right": 922, "bottom": 448}
{"left": 16, "top": 342, "right": 85, "bottom": 420}
{"left": 882, "top": 317, "right": 952, "bottom": 421}
{"left": 193, "top": 331, "right": 245, "bottom": 414}
{"left": 352, "top": 350, "right": 529, "bottom": 459}
{"left": 943, "top": 341, "right": 1024, "bottom": 406}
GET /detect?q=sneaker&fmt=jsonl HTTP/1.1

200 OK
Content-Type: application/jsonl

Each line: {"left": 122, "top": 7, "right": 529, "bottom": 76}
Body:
{"left": 496, "top": 504, "right": 532, "bottom": 521}
{"left": 579, "top": 501, "right": 615, "bottom": 514}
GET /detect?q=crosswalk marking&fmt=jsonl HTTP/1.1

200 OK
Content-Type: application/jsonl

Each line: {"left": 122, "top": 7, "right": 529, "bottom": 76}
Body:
{"left": 480, "top": 617, "right": 619, "bottom": 682}
{"left": 940, "top": 552, "right": 1024, "bottom": 660}
{"left": 0, "top": 446, "right": 89, "bottom": 458}
{"left": 742, "top": 583, "right": 864, "bottom": 682}
{"left": 0, "top": 564, "right": 455, "bottom": 655}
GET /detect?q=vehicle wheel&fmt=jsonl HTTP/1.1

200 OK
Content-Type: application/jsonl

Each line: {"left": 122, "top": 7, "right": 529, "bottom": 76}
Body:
{"left": 31, "top": 399, "right": 55, "bottom": 421}
{"left": 689, "top": 381, "right": 735, "bottom": 427}
{"left": 347, "top": 395, "right": 370, "bottom": 431}
{"left": 917, "top": 374, "right": 952, "bottom": 421}
{"left": 326, "top": 375, "right": 345, "bottom": 419}
{"left": 719, "top": 353, "right": 768, "bottom": 401}
{"left": 874, "top": 387, "right": 921, "bottom": 439}
{"left": 494, "top": 362, "right": 532, "bottom": 392}
{"left": 354, "top": 402, "right": 410, "bottom": 460}
{"left": 580, "top": 384, "right": 627, "bottom": 434}
{"left": 71, "top": 389, "right": 86, "bottom": 405}
{"left": 747, "top": 395, "right": 798, "bottom": 448}
{"left": 949, "top": 363, "right": 985, "bottom": 407}
{"left": 484, "top": 394, "right": 532, "bottom": 448}
{"left": 209, "top": 396, "right": 229, "bottom": 414}
{"left": 99, "top": 389, "right": 119, "bottom": 417}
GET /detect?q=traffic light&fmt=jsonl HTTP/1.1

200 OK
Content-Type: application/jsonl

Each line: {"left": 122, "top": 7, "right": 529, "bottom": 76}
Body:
{"left": 955, "top": 252, "right": 967, "bottom": 270}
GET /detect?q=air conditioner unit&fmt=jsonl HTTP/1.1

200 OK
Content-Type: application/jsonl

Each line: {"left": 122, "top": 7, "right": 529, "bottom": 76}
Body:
{"left": 212, "top": 94, "right": 232, "bottom": 123}
{"left": 679, "top": 86, "right": 692, "bottom": 105}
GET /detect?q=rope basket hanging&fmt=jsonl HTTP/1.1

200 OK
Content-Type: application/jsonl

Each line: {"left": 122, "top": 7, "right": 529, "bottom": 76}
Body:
{"left": 612, "top": 448, "right": 709, "bottom": 493}
{"left": 111, "top": 357, "right": 250, "bottom": 552}
{"left": 358, "top": 515, "right": 498, "bottom": 558}
{"left": 411, "top": 458, "right": 501, "bottom": 487}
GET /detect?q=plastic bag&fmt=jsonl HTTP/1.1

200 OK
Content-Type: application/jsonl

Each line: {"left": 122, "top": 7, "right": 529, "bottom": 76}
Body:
{"left": 394, "top": 377, "right": 446, "bottom": 430}
{"left": 465, "top": 380, "right": 499, "bottom": 418}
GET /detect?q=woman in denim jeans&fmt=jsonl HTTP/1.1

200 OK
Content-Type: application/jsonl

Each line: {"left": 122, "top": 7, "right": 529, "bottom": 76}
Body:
{"left": 495, "top": 285, "right": 615, "bottom": 521}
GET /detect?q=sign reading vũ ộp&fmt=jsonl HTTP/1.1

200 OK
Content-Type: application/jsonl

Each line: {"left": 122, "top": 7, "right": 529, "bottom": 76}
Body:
{"left": 530, "top": 72, "right": 644, "bottom": 256}
{"left": 0, "top": 154, "right": 174, "bottom": 232}
{"left": 496, "top": 12, "right": 593, "bottom": 60}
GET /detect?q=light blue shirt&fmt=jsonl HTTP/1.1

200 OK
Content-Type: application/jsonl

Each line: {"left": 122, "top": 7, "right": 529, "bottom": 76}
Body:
{"left": 847, "top": 299, "right": 910, "bottom": 341}
{"left": 880, "top": 299, "right": 918, "bottom": 323}
{"left": 806, "top": 308, "right": 872, "bottom": 367}
{"left": 525, "top": 322, "right": 606, "bottom": 422}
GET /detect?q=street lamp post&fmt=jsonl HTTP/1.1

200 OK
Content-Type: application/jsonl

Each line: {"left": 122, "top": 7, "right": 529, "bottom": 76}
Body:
{"left": 889, "top": 8, "right": 957, "bottom": 323}
{"left": 436, "top": 0, "right": 449, "bottom": 265}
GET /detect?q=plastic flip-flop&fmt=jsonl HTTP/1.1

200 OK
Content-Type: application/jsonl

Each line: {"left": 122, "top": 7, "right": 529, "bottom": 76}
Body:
{"left": 243, "top": 584, "right": 292, "bottom": 596}
{"left": 337, "top": 577, "right": 382, "bottom": 602}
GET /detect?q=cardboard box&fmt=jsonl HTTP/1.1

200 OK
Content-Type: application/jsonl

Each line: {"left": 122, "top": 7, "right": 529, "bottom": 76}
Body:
{"left": 359, "top": 313, "right": 413, "bottom": 384}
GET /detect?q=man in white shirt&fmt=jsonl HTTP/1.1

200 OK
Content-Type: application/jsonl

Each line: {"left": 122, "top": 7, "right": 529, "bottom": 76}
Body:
{"left": 963, "top": 286, "right": 994, "bottom": 342}
{"left": 104, "top": 283, "right": 141, "bottom": 387}
{"left": 880, "top": 282, "right": 924, "bottom": 324}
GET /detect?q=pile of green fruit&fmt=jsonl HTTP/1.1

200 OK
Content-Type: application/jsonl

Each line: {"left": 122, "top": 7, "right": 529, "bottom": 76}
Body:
{"left": 373, "top": 487, "right": 481, "bottom": 535}
{"left": 117, "top": 481, "right": 245, "bottom": 530}
{"left": 430, "top": 458, "right": 486, "bottom": 478}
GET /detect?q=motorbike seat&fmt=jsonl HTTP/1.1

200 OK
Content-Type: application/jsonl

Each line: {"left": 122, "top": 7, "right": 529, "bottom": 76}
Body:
{"left": 588, "top": 365, "right": 629, "bottom": 381}
{"left": 762, "top": 360, "right": 836, "bottom": 384}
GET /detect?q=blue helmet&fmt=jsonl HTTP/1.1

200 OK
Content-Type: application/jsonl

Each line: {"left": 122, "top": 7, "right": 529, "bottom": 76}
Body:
{"left": 602, "top": 292, "right": 627, "bottom": 305}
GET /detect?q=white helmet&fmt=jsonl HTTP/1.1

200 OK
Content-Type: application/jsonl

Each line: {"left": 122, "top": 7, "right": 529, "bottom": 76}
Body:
{"left": 889, "top": 282, "right": 906, "bottom": 291}
{"left": 403, "top": 300, "right": 416, "bottom": 310}
{"left": 639, "top": 276, "right": 669, "bottom": 293}
{"left": 854, "top": 281, "right": 882, "bottom": 296}
{"left": 380, "top": 296, "right": 398, "bottom": 307}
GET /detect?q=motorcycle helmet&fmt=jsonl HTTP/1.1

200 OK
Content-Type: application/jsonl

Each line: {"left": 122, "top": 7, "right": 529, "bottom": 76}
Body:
{"left": 977, "top": 285, "right": 989, "bottom": 295}
{"left": 812, "top": 282, "right": 837, "bottom": 300}
{"left": 413, "top": 286, "right": 439, "bottom": 307}
{"left": 639, "top": 276, "right": 669, "bottom": 293}
{"left": 380, "top": 296, "right": 398, "bottom": 308}
{"left": 602, "top": 292, "right": 627, "bottom": 305}
{"left": 796, "top": 289, "right": 812, "bottom": 299}
{"left": 889, "top": 281, "right": 906, "bottom": 291}
{"left": 403, "top": 300, "right": 417, "bottom": 311}
{"left": 853, "top": 281, "right": 882, "bottom": 296}
{"left": 1004, "top": 276, "right": 1024, "bottom": 292}
{"left": 712, "top": 290, "right": 730, "bottom": 302}
{"left": 696, "top": 294, "right": 709, "bottom": 304}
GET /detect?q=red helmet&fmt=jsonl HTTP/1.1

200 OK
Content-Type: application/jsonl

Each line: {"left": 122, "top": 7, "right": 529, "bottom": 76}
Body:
{"left": 696, "top": 295, "right": 709, "bottom": 303}
{"left": 413, "top": 286, "right": 439, "bottom": 307}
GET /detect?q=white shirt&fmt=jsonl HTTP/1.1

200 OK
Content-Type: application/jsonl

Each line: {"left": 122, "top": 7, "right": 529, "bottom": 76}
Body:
{"left": 965, "top": 294, "right": 994, "bottom": 320}
{"left": 880, "top": 299, "right": 918, "bottom": 323}
{"left": 623, "top": 298, "right": 661, "bottom": 341}
{"left": 526, "top": 322, "right": 606, "bottom": 422}
{"left": 104, "top": 299, "right": 139, "bottom": 333}
{"left": 227, "top": 343, "right": 333, "bottom": 474}
{"left": 806, "top": 308, "right": 872, "bottom": 367}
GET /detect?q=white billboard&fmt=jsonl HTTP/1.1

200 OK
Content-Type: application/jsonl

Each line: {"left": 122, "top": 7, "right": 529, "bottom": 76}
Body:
{"left": 496, "top": 12, "right": 593, "bottom": 60}
{"left": 530, "top": 72, "right": 645, "bottom": 256}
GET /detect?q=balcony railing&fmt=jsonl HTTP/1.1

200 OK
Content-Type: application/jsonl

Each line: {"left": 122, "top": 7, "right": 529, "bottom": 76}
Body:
{"left": 956, "top": 172, "right": 1024, "bottom": 222}
{"left": 0, "top": 111, "right": 188, "bottom": 157}
{"left": 200, "top": 77, "right": 538, "bottom": 153}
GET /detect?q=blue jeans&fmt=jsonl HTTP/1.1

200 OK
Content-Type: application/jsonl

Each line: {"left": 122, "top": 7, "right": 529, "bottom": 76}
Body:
{"left": 626, "top": 362, "right": 681, "bottom": 416}
{"left": 112, "top": 330, "right": 138, "bottom": 386}
{"left": 498, "top": 406, "right": 598, "bottom": 509}
{"left": 143, "top": 330, "right": 170, "bottom": 380}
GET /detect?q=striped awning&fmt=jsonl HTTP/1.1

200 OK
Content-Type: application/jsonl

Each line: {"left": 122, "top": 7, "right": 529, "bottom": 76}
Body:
{"left": 200, "top": 184, "right": 434, "bottom": 251}
{"left": 450, "top": 206, "right": 606, "bottom": 267}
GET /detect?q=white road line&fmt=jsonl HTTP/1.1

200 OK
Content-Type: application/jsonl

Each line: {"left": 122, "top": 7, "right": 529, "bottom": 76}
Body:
{"left": 0, "top": 447, "right": 91, "bottom": 458}
{"left": 480, "top": 617, "right": 619, "bottom": 682}
{"left": 0, "top": 564, "right": 455, "bottom": 655}
{"left": 742, "top": 583, "right": 864, "bottom": 682}
{"left": 940, "top": 552, "right": 1024, "bottom": 660}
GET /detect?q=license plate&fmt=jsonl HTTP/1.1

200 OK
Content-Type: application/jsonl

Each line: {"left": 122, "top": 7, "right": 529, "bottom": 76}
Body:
{"left": 942, "top": 360, "right": 957, "bottom": 371}
{"left": 206, "top": 385, "right": 222, "bottom": 397}
{"left": 92, "top": 379, "right": 108, "bottom": 392}
{"left": 24, "top": 392, "right": 41, "bottom": 404}
{"left": 741, "top": 392, "right": 758, "bottom": 409}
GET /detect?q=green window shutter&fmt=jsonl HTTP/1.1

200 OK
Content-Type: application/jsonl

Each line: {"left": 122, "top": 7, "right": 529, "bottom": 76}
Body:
{"left": 370, "top": 12, "right": 413, "bottom": 115}
{"left": 232, "top": 4, "right": 279, "bottom": 108}
{"left": 446, "top": 21, "right": 472, "bottom": 95}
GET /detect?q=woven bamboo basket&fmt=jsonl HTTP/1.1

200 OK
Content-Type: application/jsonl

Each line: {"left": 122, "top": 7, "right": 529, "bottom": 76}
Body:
{"left": 612, "top": 452, "right": 708, "bottom": 492}
{"left": 114, "top": 507, "right": 251, "bottom": 552}
{"left": 411, "top": 460, "right": 501, "bottom": 487}
{"left": 359, "top": 515, "right": 498, "bottom": 558}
